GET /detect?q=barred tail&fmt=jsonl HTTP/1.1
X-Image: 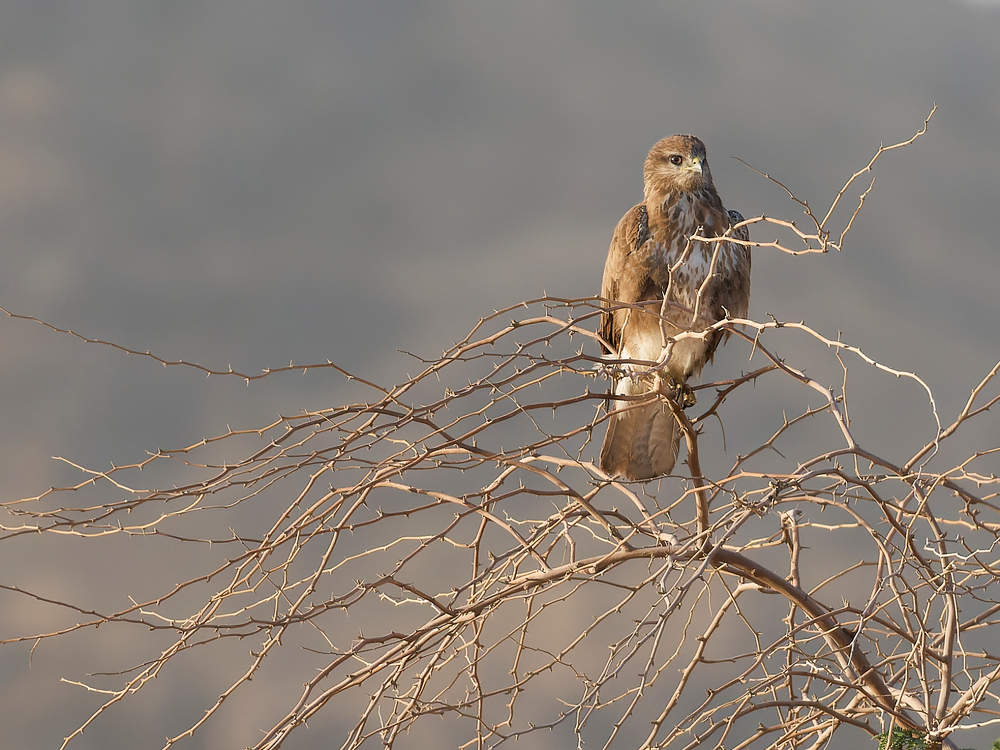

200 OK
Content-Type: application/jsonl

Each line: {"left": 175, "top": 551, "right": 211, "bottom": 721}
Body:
{"left": 600, "top": 398, "right": 680, "bottom": 480}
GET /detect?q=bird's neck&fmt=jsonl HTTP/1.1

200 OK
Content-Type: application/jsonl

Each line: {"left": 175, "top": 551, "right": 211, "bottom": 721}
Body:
{"left": 646, "top": 188, "right": 722, "bottom": 231}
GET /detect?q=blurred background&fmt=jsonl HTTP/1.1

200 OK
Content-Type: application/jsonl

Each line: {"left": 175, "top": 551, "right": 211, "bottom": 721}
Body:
{"left": 0, "top": 1, "right": 998, "bottom": 747}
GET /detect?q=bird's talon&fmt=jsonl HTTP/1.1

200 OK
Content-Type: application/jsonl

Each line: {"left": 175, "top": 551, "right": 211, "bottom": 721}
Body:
{"left": 667, "top": 378, "right": 697, "bottom": 409}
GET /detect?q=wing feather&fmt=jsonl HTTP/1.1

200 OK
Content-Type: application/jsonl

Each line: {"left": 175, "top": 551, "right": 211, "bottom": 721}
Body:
{"left": 600, "top": 204, "right": 648, "bottom": 354}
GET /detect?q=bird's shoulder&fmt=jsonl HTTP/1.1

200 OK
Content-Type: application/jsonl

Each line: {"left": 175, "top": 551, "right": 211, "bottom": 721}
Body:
{"left": 726, "top": 209, "right": 750, "bottom": 244}
{"left": 601, "top": 203, "right": 652, "bottom": 299}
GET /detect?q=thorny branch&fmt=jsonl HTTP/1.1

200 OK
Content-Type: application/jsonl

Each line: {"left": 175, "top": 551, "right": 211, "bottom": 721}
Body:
{"left": 2, "top": 109, "right": 999, "bottom": 750}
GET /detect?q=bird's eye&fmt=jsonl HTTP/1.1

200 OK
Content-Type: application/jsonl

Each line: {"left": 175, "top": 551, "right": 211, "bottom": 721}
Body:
{"left": 668, "top": 155, "right": 683, "bottom": 165}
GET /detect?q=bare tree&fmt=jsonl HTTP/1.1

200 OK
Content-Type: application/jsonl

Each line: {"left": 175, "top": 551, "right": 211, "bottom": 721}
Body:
{"left": 4, "top": 108, "right": 1000, "bottom": 750}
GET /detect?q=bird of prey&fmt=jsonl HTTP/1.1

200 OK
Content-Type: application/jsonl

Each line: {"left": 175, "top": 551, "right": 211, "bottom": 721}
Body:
{"left": 599, "top": 135, "right": 751, "bottom": 480}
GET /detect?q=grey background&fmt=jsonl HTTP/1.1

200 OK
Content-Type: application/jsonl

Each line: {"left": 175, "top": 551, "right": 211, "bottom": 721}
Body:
{"left": 1, "top": 1, "right": 998, "bottom": 747}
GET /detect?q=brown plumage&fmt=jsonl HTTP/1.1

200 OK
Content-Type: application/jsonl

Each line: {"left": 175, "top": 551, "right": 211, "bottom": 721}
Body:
{"left": 599, "top": 135, "right": 751, "bottom": 480}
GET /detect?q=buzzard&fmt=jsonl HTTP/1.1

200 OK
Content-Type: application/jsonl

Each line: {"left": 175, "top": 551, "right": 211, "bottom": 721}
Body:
{"left": 599, "top": 135, "right": 751, "bottom": 480}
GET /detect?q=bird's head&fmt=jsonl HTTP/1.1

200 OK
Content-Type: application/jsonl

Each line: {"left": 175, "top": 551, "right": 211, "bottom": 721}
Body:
{"left": 643, "top": 134, "right": 715, "bottom": 201}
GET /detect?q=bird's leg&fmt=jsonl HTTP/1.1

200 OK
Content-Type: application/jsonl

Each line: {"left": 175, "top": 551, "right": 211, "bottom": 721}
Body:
{"left": 654, "top": 372, "right": 697, "bottom": 409}
{"left": 650, "top": 340, "right": 697, "bottom": 408}
{"left": 667, "top": 377, "right": 697, "bottom": 409}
